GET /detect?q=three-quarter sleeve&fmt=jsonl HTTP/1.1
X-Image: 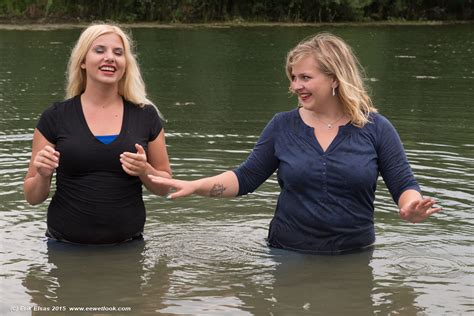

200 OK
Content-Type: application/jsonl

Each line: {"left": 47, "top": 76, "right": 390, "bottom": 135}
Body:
{"left": 36, "top": 103, "right": 59, "bottom": 144}
{"left": 233, "top": 115, "right": 280, "bottom": 196}
{"left": 376, "top": 115, "right": 420, "bottom": 204}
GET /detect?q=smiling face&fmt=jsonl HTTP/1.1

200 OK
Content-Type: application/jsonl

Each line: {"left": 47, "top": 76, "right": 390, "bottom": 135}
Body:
{"left": 290, "top": 54, "right": 337, "bottom": 111}
{"left": 81, "top": 32, "right": 126, "bottom": 87}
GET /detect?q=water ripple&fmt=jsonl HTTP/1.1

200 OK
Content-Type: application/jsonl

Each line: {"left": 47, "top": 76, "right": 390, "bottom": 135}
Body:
{"left": 392, "top": 255, "right": 465, "bottom": 276}
{"left": 147, "top": 220, "right": 270, "bottom": 268}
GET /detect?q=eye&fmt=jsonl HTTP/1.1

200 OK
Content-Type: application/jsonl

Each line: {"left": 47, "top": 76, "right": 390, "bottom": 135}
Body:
{"left": 290, "top": 75, "right": 296, "bottom": 81}
{"left": 93, "top": 46, "right": 105, "bottom": 53}
{"left": 113, "top": 48, "right": 124, "bottom": 56}
{"left": 302, "top": 75, "right": 311, "bottom": 81}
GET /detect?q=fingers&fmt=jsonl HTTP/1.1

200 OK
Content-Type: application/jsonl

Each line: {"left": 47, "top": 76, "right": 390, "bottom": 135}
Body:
{"left": 148, "top": 175, "right": 182, "bottom": 191}
{"left": 401, "top": 196, "right": 442, "bottom": 223}
{"left": 120, "top": 154, "right": 142, "bottom": 167}
{"left": 419, "top": 197, "right": 436, "bottom": 209}
{"left": 34, "top": 146, "right": 60, "bottom": 175}
{"left": 121, "top": 152, "right": 143, "bottom": 160}
{"left": 426, "top": 207, "right": 442, "bottom": 216}
{"left": 148, "top": 175, "right": 175, "bottom": 186}
{"left": 168, "top": 190, "right": 189, "bottom": 200}
{"left": 120, "top": 146, "right": 147, "bottom": 176}
{"left": 148, "top": 175, "right": 194, "bottom": 199}
{"left": 121, "top": 164, "right": 135, "bottom": 176}
{"left": 120, "top": 157, "right": 146, "bottom": 176}
{"left": 122, "top": 144, "right": 146, "bottom": 159}
{"left": 135, "top": 143, "right": 145, "bottom": 155}
{"left": 37, "top": 146, "right": 60, "bottom": 164}
{"left": 121, "top": 164, "right": 136, "bottom": 176}
{"left": 34, "top": 157, "right": 58, "bottom": 170}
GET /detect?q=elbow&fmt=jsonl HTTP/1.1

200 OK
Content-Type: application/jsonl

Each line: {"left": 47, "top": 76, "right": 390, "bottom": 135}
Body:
{"left": 28, "top": 200, "right": 42, "bottom": 206}
{"left": 24, "top": 195, "right": 45, "bottom": 206}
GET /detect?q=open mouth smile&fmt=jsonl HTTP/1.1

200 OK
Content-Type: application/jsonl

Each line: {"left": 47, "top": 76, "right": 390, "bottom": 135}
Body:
{"left": 99, "top": 65, "right": 117, "bottom": 73}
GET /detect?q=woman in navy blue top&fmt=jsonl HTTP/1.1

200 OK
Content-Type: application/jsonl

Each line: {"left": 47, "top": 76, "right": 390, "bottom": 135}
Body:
{"left": 149, "top": 33, "right": 441, "bottom": 254}
{"left": 24, "top": 24, "right": 172, "bottom": 244}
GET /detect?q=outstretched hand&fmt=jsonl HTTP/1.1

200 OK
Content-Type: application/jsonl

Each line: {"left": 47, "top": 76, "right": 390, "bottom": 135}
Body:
{"left": 399, "top": 197, "right": 441, "bottom": 223}
{"left": 120, "top": 144, "right": 148, "bottom": 176}
{"left": 148, "top": 175, "right": 198, "bottom": 199}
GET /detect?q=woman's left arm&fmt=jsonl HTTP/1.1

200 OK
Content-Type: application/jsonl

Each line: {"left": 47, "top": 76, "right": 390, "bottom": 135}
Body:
{"left": 376, "top": 115, "right": 441, "bottom": 223}
{"left": 398, "top": 189, "right": 441, "bottom": 223}
{"left": 120, "top": 129, "right": 172, "bottom": 196}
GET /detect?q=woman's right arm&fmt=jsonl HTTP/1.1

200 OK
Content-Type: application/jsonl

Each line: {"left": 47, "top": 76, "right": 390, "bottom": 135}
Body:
{"left": 23, "top": 129, "right": 60, "bottom": 205}
{"left": 149, "top": 170, "right": 239, "bottom": 199}
{"left": 150, "top": 114, "right": 281, "bottom": 200}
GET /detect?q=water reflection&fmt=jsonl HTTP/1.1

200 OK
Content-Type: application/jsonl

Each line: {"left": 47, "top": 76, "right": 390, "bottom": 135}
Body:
{"left": 244, "top": 249, "right": 374, "bottom": 315}
{"left": 23, "top": 239, "right": 171, "bottom": 314}
{"left": 236, "top": 248, "right": 425, "bottom": 315}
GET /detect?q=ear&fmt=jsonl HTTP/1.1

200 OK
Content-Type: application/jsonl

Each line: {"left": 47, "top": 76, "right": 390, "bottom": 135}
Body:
{"left": 331, "top": 78, "right": 339, "bottom": 89}
{"left": 80, "top": 63, "right": 86, "bottom": 69}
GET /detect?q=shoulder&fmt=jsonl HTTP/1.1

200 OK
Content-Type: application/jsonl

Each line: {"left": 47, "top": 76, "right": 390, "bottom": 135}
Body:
{"left": 48, "top": 95, "right": 77, "bottom": 110}
{"left": 142, "top": 104, "right": 161, "bottom": 117}
{"left": 125, "top": 100, "right": 159, "bottom": 116}
{"left": 369, "top": 112, "right": 392, "bottom": 126}
{"left": 269, "top": 108, "right": 299, "bottom": 130}
{"left": 363, "top": 112, "right": 403, "bottom": 150}
{"left": 40, "top": 96, "right": 78, "bottom": 117}
{"left": 125, "top": 101, "right": 163, "bottom": 135}
{"left": 273, "top": 108, "right": 298, "bottom": 121}
{"left": 360, "top": 112, "right": 396, "bottom": 133}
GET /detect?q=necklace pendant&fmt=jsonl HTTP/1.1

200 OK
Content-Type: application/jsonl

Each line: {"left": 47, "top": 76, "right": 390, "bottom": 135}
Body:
{"left": 328, "top": 124, "right": 332, "bottom": 129}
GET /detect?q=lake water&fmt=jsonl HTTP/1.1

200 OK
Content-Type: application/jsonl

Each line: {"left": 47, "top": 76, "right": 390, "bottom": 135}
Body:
{"left": 0, "top": 24, "right": 473, "bottom": 315}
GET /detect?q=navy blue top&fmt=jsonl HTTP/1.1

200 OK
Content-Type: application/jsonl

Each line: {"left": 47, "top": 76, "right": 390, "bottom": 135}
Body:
{"left": 233, "top": 108, "right": 420, "bottom": 254}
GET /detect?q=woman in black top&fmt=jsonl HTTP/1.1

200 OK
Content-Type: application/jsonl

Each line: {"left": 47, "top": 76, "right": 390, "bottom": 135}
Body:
{"left": 23, "top": 23, "right": 172, "bottom": 244}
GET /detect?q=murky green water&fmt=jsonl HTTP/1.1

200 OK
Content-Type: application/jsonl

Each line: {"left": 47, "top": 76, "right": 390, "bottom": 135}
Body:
{"left": 1, "top": 25, "right": 473, "bottom": 315}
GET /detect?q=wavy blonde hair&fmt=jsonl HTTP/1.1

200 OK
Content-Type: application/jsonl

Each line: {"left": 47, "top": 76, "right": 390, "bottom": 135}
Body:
{"left": 286, "top": 32, "right": 376, "bottom": 127}
{"left": 66, "top": 23, "right": 155, "bottom": 110}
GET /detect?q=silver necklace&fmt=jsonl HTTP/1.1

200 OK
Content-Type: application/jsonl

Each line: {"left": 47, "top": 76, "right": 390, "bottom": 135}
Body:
{"left": 317, "top": 114, "right": 345, "bottom": 129}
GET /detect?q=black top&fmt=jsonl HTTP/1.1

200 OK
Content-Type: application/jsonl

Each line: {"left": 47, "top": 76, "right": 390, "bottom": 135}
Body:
{"left": 234, "top": 109, "right": 420, "bottom": 254}
{"left": 36, "top": 95, "right": 162, "bottom": 244}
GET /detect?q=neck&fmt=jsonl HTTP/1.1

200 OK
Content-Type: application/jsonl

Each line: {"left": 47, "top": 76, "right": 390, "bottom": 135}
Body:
{"left": 82, "top": 84, "right": 121, "bottom": 108}
{"left": 304, "top": 101, "right": 345, "bottom": 122}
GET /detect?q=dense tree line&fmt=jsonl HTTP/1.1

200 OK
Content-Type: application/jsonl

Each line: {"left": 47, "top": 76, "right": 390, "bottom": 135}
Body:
{"left": 1, "top": 0, "right": 472, "bottom": 23}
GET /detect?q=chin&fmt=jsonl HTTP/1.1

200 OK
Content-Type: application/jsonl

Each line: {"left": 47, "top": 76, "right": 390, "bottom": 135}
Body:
{"left": 300, "top": 103, "right": 319, "bottom": 111}
{"left": 98, "top": 78, "right": 121, "bottom": 85}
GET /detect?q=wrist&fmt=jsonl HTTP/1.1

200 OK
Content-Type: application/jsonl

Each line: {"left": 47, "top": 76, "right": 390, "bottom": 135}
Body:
{"left": 141, "top": 162, "right": 152, "bottom": 177}
{"left": 194, "top": 179, "right": 207, "bottom": 195}
{"left": 36, "top": 172, "right": 52, "bottom": 182}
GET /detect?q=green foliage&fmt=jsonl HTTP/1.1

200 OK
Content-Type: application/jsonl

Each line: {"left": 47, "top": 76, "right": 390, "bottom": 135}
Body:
{"left": 0, "top": 0, "right": 472, "bottom": 22}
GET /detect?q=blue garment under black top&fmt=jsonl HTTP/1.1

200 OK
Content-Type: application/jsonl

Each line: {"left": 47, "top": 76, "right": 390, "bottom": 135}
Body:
{"left": 233, "top": 108, "right": 420, "bottom": 254}
{"left": 96, "top": 134, "right": 119, "bottom": 144}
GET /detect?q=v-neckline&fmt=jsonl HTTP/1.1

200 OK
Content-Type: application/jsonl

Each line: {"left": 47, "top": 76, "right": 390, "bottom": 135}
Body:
{"left": 75, "top": 95, "right": 128, "bottom": 146}
{"left": 295, "top": 108, "right": 351, "bottom": 154}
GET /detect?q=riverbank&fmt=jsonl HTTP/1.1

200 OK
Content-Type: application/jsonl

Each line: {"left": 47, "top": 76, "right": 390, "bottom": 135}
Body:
{"left": 0, "top": 20, "right": 471, "bottom": 30}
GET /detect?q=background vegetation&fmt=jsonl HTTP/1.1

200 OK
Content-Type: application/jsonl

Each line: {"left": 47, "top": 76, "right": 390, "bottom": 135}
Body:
{"left": 0, "top": 0, "right": 472, "bottom": 23}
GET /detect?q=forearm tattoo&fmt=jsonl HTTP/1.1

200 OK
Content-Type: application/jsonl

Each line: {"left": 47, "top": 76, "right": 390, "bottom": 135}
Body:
{"left": 209, "top": 183, "right": 226, "bottom": 197}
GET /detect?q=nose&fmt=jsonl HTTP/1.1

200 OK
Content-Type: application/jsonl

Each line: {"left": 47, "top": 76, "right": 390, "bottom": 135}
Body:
{"left": 104, "top": 50, "right": 115, "bottom": 63}
{"left": 291, "top": 79, "right": 303, "bottom": 91}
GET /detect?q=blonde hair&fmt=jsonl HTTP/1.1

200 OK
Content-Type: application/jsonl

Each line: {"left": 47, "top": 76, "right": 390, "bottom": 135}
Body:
{"left": 66, "top": 23, "right": 155, "bottom": 110}
{"left": 286, "top": 32, "right": 376, "bottom": 127}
